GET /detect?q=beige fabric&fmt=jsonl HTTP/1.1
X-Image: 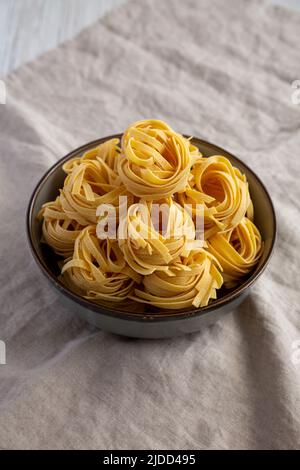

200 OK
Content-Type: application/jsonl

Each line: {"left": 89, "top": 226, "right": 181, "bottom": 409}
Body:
{"left": 0, "top": 0, "right": 300, "bottom": 450}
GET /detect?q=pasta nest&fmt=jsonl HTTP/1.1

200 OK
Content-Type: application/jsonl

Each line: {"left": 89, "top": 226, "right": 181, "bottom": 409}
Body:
{"left": 207, "top": 217, "right": 264, "bottom": 288}
{"left": 59, "top": 139, "right": 133, "bottom": 226}
{"left": 61, "top": 225, "right": 141, "bottom": 302}
{"left": 38, "top": 197, "right": 82, "bottom": 258}
{"left": 117, "top": 199, "right": 203, "bottom": 275}
{"left": 118, "top": 119, "right": 192, "bottom": 200}
{"left": 63, "top": 137, "right": 121, "bottom": 174}
{"left": 131, "top": 249, "right": 223, "bottom": 309}
{"left": 178, "top": 155, "right": 251, "bottom": 238}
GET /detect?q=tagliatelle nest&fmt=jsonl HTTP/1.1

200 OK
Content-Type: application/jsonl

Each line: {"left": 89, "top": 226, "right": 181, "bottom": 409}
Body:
{"left": 38, "top": 119, "right": 263, "bottom": 310}
{"left": 117, "top": 199, "right": 203, "bottom": 276}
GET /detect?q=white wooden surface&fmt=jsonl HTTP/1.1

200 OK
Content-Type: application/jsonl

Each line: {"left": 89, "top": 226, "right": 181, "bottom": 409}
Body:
{"left": 0, "top": 0, "right": 299, "bottom": 78}
{"left": 0, "top": 0, "right": 124, "bottom": 78}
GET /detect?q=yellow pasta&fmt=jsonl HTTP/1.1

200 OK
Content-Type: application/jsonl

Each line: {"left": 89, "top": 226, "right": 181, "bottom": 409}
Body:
{"left": 207, "top": 217, "right": 263, "bottom": 288}
{"left": 39, "top": 119, "right": 264, "bottom": 311}
{"left": 118, "top": 199, "right": 203, "bottom": 275}
{"left": 178, "top": 155, "right": 251, "bottom": 238}
{"left": 131, "top": 249, "right": 223, "bottom": 309}
{"left": 38, "top": 196, "right": 82, "bottom": 258}
{"left": 118, "top": 119, "right": 192, "bottom": 200}
{"left": 63, "top": 138, "right": 121, "bottom": 174}
{"left": 60, "top": 139, "right": 133, "bottom": 226}
{"left": 60, "top": 160, "right": 130, "bottom": 225}
{"left": 61, "top": 226, "right": 140, "bottom": 302}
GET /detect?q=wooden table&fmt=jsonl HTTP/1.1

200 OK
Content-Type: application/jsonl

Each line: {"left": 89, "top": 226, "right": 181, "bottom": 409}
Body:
{"left": 0, "top": 0, "right": 124, "bottom": 77}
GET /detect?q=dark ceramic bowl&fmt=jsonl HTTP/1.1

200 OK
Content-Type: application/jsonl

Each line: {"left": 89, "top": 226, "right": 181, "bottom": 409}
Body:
{"left": 27, "top": 135, "right": 276, "bottom": 338}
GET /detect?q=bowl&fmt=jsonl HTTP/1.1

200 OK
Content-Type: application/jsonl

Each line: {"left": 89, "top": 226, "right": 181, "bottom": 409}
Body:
{"left": 26, "top": 135, "right": 276, "bottom": 338}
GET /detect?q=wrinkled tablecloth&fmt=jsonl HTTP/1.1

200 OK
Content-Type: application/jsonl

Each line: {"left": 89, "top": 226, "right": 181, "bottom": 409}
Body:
{"left": 0, "top": 0, "right": 300, "bottom": 450}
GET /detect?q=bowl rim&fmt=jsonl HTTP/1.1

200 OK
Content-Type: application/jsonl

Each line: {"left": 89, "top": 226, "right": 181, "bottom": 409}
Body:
{"left": 26, "top": 134, "right": 277, "bottom": 323}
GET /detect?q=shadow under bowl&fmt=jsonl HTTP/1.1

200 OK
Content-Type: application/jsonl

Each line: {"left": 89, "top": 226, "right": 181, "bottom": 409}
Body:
{"left": 27, "top": 135, "right": 276, "bottom": 338}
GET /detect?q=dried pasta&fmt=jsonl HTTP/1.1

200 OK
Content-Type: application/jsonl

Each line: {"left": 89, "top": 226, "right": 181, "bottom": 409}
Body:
{"left": 118, "top": 199, "right": 203, "bottom": 276}
{"left": 38, "top": 197, "right": 82, "bottom": 258}
{"left": 207, "top": 217, "right": 263, "bottom": 288}
{"left": 61, "top": 226, "right": 140, "bottom": 302}
{"left": 131, "top": 249, "right": 223, "bottom": 309}
{"left": 39, "top": 119, "right": 263, "bottom": 311}
{"left": 118, "top": 120, "right": 192, "bottom": 200}
{"left": 178, "top": 155, "right": 251, "bottom": 238}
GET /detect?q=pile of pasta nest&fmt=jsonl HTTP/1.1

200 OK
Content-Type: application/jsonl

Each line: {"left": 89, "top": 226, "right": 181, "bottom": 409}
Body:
{"left": 39, "top": 119, "right": 263, "bottom": 310}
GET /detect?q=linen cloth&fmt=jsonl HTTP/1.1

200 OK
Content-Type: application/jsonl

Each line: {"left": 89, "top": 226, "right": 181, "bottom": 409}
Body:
{"left": 0, "top": 0, "right": 300, "bottom": 450}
